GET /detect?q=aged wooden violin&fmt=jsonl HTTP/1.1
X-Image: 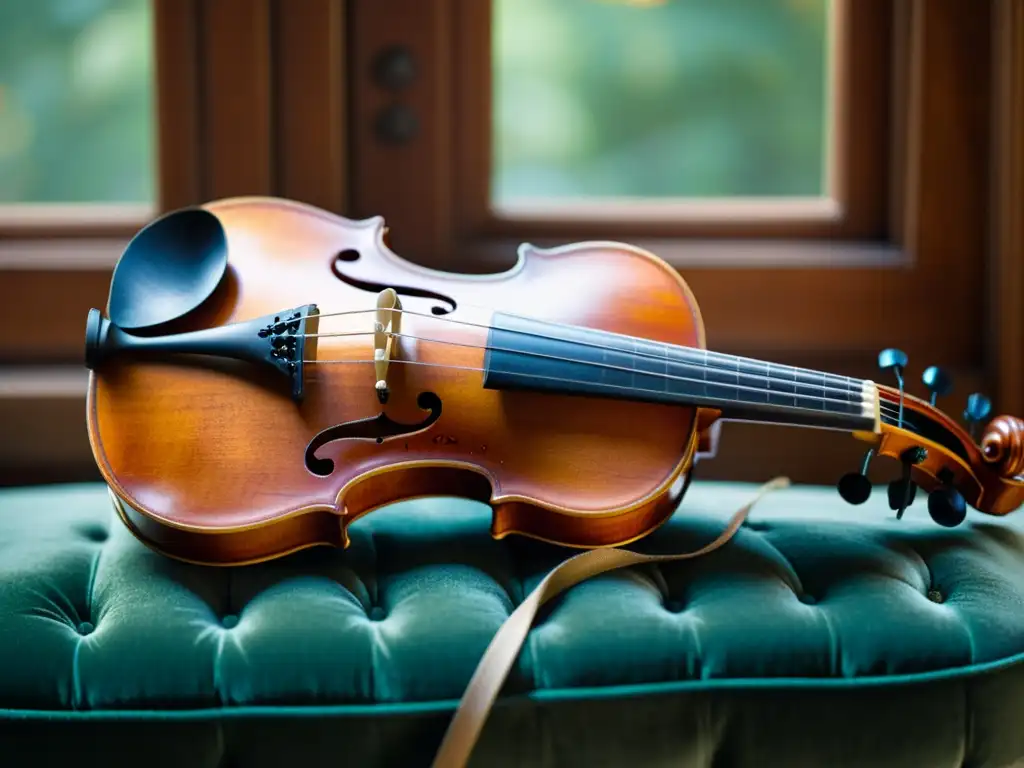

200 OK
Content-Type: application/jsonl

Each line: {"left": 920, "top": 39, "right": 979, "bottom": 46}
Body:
{"left": 84, "top": 197, "right": 1024, "bottom": 566}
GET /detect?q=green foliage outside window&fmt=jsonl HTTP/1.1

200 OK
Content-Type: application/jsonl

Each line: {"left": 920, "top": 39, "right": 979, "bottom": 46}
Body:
{"left": 492, "top": 0, "right": 831, "bottom": 203}
{"left": 0, "top": 0, "right": 154, "bottom": 205}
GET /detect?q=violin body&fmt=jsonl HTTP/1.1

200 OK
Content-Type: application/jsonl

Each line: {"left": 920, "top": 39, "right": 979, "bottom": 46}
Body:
{"left": 88, "top": 197, "right": 715, "bottom": 565}
{"left": 87, "top": 197, "right": 1024, "bottom": 566}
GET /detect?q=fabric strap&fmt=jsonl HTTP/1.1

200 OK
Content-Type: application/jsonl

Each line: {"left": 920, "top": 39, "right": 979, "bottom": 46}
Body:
{"left": 430, "top": 476, "right": 791, "bottom": 768}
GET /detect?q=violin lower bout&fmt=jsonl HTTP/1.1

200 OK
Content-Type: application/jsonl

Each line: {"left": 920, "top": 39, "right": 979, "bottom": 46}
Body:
{"left": 111, "top": 451, "right": 697, "bottom": 567}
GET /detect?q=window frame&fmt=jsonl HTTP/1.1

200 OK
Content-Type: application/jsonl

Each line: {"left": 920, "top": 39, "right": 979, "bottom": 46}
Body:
{"left": 456, "top": 0, "right": 891, "bottom": 243}
{"left": 347, "top": 0, "right": 1001, "bottom": 368}
{"left": 1, "top": 0, "right": 1021, "bottom": 488}
{"left": 0, "top": 0, "right": 351, "bottom": 482}
{"left": 344, "top": 0, "right": 1021, "bottom": 487}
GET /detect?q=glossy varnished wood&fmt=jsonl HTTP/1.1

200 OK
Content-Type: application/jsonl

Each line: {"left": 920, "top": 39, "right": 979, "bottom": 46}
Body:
{"left": 872, "top": 386, "right": 1024, "bottom": 515}
{"left": 88, "top": 197, "right": 707, "bottom": 564}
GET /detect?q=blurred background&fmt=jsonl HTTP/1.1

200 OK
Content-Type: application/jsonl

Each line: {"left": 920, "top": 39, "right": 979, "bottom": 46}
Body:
{"left": 0, "top": 0, "right": 1019, "bottom": 491}
{"left": 0, "top": 0, "right": 824, "bottom": 205}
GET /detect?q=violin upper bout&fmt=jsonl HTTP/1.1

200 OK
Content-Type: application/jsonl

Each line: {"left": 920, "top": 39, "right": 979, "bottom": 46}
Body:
{"left": 981, "top": 415, "right": 1024, "bottom": 479}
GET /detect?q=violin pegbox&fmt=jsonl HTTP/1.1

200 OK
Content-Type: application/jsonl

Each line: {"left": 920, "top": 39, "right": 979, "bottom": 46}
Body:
{"left": 836, "top": 349, "right": 1024, "bottom": 527}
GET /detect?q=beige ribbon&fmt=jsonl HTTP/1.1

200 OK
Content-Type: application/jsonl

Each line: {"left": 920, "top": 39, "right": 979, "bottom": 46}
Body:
{"left": 430, "top": 476, "right": 791, "bottom": 768}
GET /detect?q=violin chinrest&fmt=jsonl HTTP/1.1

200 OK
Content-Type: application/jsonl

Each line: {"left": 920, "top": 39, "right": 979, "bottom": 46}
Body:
{"left": 108, "top": 207, "right": 229, "bottom": 331}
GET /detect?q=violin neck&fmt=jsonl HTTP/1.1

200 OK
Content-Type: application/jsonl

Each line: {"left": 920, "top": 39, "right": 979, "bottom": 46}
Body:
{"left": 482, "top": 312, "right": 880, "bottom": 434}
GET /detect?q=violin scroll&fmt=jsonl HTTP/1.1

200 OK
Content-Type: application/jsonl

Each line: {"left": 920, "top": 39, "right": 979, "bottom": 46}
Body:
{"left": 980, "top": 416, "right": 1024, "bottom": 478}
{"left": 836, "top": 348, "right": 1024, "bottom": 524}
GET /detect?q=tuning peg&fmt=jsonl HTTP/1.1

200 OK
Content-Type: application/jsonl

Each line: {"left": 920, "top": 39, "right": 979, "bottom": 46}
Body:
{"left": 878, "top": 348, "right": 908, "bottom": 375}
{"left": 888, "top": 478, "right": 918, "bottom": 512}
{"left": 890, "top": 446, "right": 927, "bottom": 520}
{"left": 878, "top": 348, "right": 908, "bottom": 428}
{"left": 837, "top": 448, "right": 874, "bottom": 505}
{"left": 922, "top": 366, "right": 953, "bottom": 406}
{"left": 838, "top": 473, "right": 872, "bottom": 505}
{"left": 928, "top": 470, "right": 967, "bottom": 527}
{"left": 963, "top": 393, "right": 992, "bottom": 439}
{"left": 928, "top": 487, "right": 966, "bottom": 527}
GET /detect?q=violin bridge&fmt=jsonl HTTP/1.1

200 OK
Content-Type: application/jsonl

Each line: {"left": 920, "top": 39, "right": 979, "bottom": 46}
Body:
{"left": 373, "top": 288, "right": 402, "bottom": 404}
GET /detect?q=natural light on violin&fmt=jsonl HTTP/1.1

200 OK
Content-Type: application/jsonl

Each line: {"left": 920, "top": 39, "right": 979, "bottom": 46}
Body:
{"left": 82, "top": 198, "right": 1024, "bottom": 567}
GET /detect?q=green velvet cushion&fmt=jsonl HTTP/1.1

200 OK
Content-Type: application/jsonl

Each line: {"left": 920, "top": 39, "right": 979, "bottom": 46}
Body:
{"left": 2, "top": 480, "right": 1024, "bottom": 767}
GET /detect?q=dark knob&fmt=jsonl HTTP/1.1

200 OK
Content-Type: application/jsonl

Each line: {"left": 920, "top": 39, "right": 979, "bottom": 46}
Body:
{"left": 372, "top": 45, "right": 417, "bottom": 90}
{"left": 963, "top": 393, "right": 992, "bottom": 424}
{"left": 928, "top": 486, "right": 966, "bottom": 527}
{"left": 922, "top": 366, "right": 953, "bottom": 405}
{"left": 374, "top": 104, "right": 419, "bottom": 144}
{"left": 878, "top": 348, "right": 908, "bottom": 374}
{"left": 887, "top": 478, "right": 917, "bottom": 511}
{"left": 837, "top": 472, "right": 872, "bottom": 505}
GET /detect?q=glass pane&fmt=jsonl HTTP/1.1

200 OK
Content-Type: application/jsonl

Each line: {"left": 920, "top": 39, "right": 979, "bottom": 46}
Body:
{"left": 0, "top": 0, "right": 155, "bottom": 205}
{"left": 492, "top": 0, "right": 833, "bottom": 206}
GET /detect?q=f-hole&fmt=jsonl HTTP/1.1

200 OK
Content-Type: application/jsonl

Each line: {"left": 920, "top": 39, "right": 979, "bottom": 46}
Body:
{"left": 304, "top": 391, "right": 443, "bottom": 476}
{"left": 331, "top": 250, "right": 456, "bottom": 316}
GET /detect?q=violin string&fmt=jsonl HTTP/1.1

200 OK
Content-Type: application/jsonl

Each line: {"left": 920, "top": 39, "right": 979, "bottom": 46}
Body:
{"left": 302, "top": 357, "right": 912, "bottom": 428}
{"left": 308, "top": 306, "right": 863, "bottom": 390}
{"left": 302, "top": 327, "right": 871, "bottom": 408}
{"left": 303, "top": 306, "right": 866, "bottom": 395}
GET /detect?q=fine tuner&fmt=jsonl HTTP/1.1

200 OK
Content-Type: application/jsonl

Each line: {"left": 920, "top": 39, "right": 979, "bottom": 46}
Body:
{"left": 81, "top": 199, "right": 1024, "bottom": 567}
{"left": 837, "top": 348, "right": 1017, "bottom": 527}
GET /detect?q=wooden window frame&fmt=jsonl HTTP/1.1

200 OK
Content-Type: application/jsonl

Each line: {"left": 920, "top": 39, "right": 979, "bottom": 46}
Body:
{"left": 1, "top": 0, "right": 1021, "bottom": 489}
{"left": 345, "top": 0, "right": 1019, "bottom": 385}
{"left": 348, "top": 0, "right": 994, "bottom": 361}
{"left": 0, "top": 0, "right": 350, "bottom": 482}
{"left": 345, "top": 0, "right": 1022, "bottom": 486}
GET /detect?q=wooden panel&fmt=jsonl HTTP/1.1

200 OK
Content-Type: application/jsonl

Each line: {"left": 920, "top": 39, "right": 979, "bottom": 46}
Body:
{"left": 0, "top": 368, "right": 98, "bottom": 486}
{"left": 908, "top": 0, "right": 989, "bottom": 341}
{"left": 272, "top": 0, "right": 348, "bottom": 213}
{"left": 198, "top": 0, "right": 274, "bottom": 198}
{"left": 153, "top": 0, "right": 202, "bottom": 211}
{"left": 990, "top": 0, "right": 1024, "bottom": 416}
{"left": 453, "top": 0, "right": 990, "bottom": 369}
{"left": 0, "top": 266, "right": 113, "bottom": 364}
{"left": 348, "top": 0, "right": 454, "bottom": 261}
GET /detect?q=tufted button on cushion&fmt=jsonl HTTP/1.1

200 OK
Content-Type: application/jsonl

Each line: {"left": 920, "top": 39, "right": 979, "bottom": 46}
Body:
{"left": 2, "top": 481, "right": 1024, "bottom": 767}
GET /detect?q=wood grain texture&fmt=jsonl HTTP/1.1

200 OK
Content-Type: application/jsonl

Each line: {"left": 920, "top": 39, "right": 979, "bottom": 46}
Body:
{"left": 153, "top": 0, "right": 202, "bottom": 210}
{"left": 199, "top": 0, "right": 274, "bottom": 198}
{"left": 349, "top": 0, "right": 455, "bottom": 260}
{"left": 87, "top": 197, "right": 704, "bottom": 564}
{"left": 991, "top": 0, "right": 1024, "bottom": 417}
{"left": 272, "top": 0, "right": 348, "bottom": 213}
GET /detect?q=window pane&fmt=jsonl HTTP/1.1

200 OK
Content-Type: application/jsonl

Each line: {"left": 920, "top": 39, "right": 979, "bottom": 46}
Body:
{"left": 0, "top": 0, "right": 155, "bottom": 205}
{"left": 492, "top": 0, "right": 833, "bottom": 206}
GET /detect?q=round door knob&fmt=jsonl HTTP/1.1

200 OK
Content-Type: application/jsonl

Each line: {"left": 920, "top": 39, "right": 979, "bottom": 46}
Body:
{"left": 374, "top": 104, "right": 419, "bottom": 145}
{"left": 373, "top": 46, "right": 417, "bottom": 90}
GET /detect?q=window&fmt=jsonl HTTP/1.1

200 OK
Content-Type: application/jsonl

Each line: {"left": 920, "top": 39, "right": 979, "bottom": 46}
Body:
{"left": 491, "top": 0, "right": 834, "bottom": 213}
{"left": 0, "top": 0, "right": 349, "bottom": 483}
{"left": 347, "top": 0, "right": 1020, "bottom": 486}
{"left": 0, "top": 0, "right": 156, "bottom": 222}
{"left": 1, "top": 0, "right": 1019, "bottom": 488}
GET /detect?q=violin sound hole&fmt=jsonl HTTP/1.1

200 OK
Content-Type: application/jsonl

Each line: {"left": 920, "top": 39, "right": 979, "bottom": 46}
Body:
{"left": 330, "top": 252, "right": 456, "bottom": 316}
{"left": 304, "top": 391, "right": 443, "bottom": 477}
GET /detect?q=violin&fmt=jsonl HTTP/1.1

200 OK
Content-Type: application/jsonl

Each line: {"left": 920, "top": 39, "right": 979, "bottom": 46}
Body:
{"left": 84, "top": 197, "right": 1024, "bottom": 566}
